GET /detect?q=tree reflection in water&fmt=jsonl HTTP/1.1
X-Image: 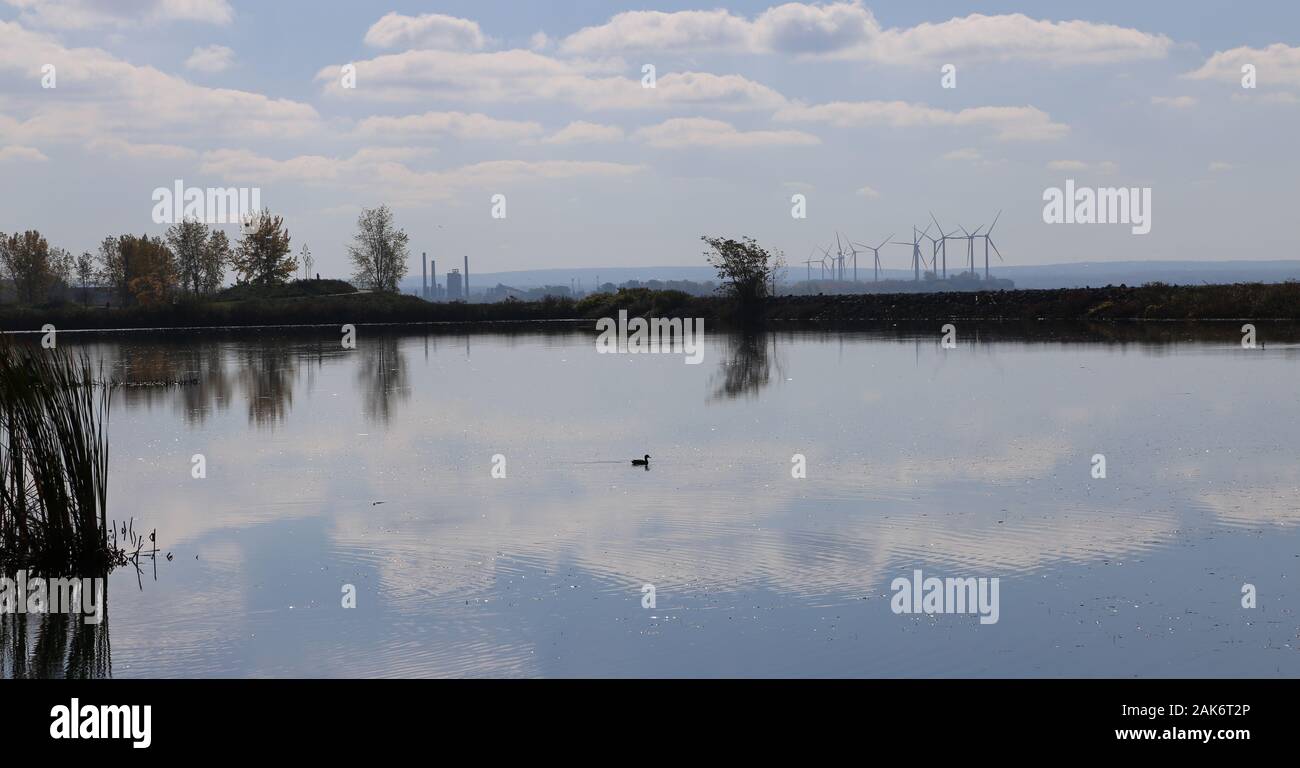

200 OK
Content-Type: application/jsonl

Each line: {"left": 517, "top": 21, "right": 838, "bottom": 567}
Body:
{"left": 709, "top": 330, "right": 781, "bottom": 401}
{"left": 359, "top": 334, "right": 410, "bottom": 425}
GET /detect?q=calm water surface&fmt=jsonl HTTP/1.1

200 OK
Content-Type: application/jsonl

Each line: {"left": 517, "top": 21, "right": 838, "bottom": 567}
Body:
{"left": 5, "top": 324, "right": 1299, "bottom": 677}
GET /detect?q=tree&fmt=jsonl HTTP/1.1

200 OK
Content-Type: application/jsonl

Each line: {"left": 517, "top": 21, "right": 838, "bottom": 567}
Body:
{"left": 75, "top": 250, "right": 95, "bottom": 305}
{"left": 231, "top": 209, "right": 294, "bottom": 286}
{"left": 299, "top": 244, "right": 313, "bottom": 280}
{"left": 166, "top": 219, "right": 209, "bottom": 296}
{"left": 0, "top": 230, "right": 56, "bottom": 304}
{"left": 48, "top": 246, "right": 74, "bottom": 300}
{"left": 119, "top": 234, "right": 178, "bottom": 307}
{"left": 95, "top": 235, "right": 127, "bottom": 305}
{"left": 201, "top": 229, "right": 231, "bottom": 294}
{"left": 701, "top": 235, "right": 784, "bottom": 308}
{"left": 347, "top": 205, "right": 408, "bottom": 293}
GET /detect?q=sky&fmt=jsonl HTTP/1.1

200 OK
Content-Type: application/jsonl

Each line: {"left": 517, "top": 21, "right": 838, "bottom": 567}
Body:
{"left": 0, "top": 0, "right": 1297, "bottom": 279}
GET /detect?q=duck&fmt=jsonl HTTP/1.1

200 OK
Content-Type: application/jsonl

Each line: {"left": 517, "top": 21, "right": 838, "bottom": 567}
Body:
{"left": 631, "top": 454, "right": 651, "bottom": 466}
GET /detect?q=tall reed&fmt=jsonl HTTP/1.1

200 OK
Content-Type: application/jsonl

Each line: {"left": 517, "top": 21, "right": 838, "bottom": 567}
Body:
{"left": 0, "top": 338, "right": 118, "bottom": 574}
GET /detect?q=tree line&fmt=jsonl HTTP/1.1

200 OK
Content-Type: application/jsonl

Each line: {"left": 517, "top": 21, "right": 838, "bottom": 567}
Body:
{"left": 0, "top": 204, "right": 411, "bottom": 307}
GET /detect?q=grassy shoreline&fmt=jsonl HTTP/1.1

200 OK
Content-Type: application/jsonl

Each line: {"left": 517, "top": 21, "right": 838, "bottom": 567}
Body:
{"left": 1, "top": 282, "right": 1298, "bottom": 332}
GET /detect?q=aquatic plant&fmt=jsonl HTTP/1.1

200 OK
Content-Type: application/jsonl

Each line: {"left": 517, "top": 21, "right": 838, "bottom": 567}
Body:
{"left": 0, "top": 338, "right": 123, "bottom": 575}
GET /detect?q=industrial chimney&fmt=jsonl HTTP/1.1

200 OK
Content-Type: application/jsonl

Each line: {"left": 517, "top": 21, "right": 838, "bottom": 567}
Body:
{"left": 463, "top": 254, "right": 469, "bottom": 301}
{"left": 422, "top": 251, "right": 427, "bottom": 299}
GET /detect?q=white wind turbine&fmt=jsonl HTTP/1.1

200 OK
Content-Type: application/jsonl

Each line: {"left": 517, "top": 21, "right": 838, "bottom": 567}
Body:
{"left": 978, "top": 210, "right": 1004, "bottom": 280}
{"left": 957, "top": 223, "right": 985, "bottom": 274}
{"left": 851, "top": 234, "right": 893, "bottom": 283}
{"left": 928, "top": 212, "right": 961, "bottom": 280}
{"left": 892, "top": 224, "right": 932, "bottom": 281}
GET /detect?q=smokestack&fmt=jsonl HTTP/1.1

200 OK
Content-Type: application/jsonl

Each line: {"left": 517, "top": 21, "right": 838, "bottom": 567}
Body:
{"left": 463, "top": 254, "right": 469, "bottom": 300}
{"left": 422, "top": 251, "right": 427, "bottom": 299}
{"left": 431, "top": 259, "right": 436, "bottom": 299}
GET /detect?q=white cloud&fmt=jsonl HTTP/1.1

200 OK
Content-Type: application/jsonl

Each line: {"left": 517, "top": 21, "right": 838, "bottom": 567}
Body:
{"left": 185, "top": 44, "right": 234, "bottom": 73}
{"left": 867, "top": 13, "right": 1171, "bottom": 65}
{"left": 776, "top": 100, "right": 1068, "bottom": 141}
{"left": 86, "top": 137, "right": 196, "bottom": 160}
{"left": 542, "top": 121, "right": 625, "bottom": 144}
{"left": 198, "top": 148, "right": 645, "bottom": 204}
{"left": 855, "top": 185, "right": 880, "bottom": 199}
{"left": 0, "top": 21, "right": 320, "bottom": 143}
{"left": 0, "top": 145, "right": 48, "bottom": 162}
{"left": 559, "top": 4, "right": 1170, "bottom": 65}
{"left": 1186, "top": 43, "right": 1300, "bottom": 88}
{"left": 751, "top": 1, "right": 878, "bottom": 55}
{"left": 558, "top": 4, "right": 881, "bottom": 57}
{"left": 529, "top": 31, "right": 551, "bottom": 51}
{"left": 2, "top": 0, "right": 233, "bottom": 29}
{"left": 356, "top": 111, "right": 543, "bottom": 141}
{"left": 561, "top": 9, "right": 753, "bottom": 56}
{"left": 364, "top": 12, "right": 487, "bottom": 51}
{"left": 633, "top": 117, "right": 819, "bottom": 149}
{"left": 1151, "top": 95, "right": 1197, "bottom": 108}
{"left": 315, "top": 50, "right": 786, "bottom": 111}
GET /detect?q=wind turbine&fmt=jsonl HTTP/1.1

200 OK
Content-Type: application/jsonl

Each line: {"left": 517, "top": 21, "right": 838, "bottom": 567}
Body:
{"left": 979, "top": 210, "right": 1004, "bottom": 280}
{"left": 802, "top": 247, "right": 821, "bottom": 283}
{"left": 840, "top": 232, "right": 864, "bottom": 282}
{"left": 851, "top": 234, "right": 893, "bottom": 283}
{"left": 892, "top": 224, "right": 932, "bottom": 281}
{"left": 819, "top": 245, "right": 835, "bottom": 280}
{"left": 920, "top": 226, "right": 944, "bottom": 280}
{"left": 835, "top": 232, "right": 850, "bottom": 281}
{"left": 929, "top": 212, "right": 960, "bottom": 280}
{"left": 957, "top": 223, "right": 985, "bottom": 274}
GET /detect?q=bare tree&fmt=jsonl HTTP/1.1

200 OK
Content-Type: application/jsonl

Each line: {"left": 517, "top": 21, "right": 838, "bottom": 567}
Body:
{"left": 347, "top": 205, "right": 408, "bottom": 293}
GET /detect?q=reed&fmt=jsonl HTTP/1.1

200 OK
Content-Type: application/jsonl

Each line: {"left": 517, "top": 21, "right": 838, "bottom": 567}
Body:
{"left": 0, "top": 338, "right": 121, "bottom": 575}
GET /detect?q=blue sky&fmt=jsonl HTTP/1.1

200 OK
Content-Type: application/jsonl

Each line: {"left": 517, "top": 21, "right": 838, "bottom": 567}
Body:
{"left": 1, "top": 1, "right": 1297, "bottom": 278}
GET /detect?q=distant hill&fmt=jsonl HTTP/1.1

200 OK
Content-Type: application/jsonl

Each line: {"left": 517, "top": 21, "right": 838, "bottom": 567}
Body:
{"left": 402, "top": 260, "right": 1300, "bottom": 294}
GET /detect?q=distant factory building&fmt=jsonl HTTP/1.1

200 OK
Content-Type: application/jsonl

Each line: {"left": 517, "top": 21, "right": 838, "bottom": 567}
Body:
{"left": 485, "top": 283, "right": 525, "bottom": 301}
{"left": 446, "top": 268, "right": 463, "bottom": 300}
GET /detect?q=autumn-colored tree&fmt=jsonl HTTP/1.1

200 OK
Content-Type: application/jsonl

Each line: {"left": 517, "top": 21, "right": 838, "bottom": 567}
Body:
{"left": 118, "top": 234, "right": 178, "bottom": 306}
{"left": 231, "top": 210, "right": 294, "bottom": 286}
